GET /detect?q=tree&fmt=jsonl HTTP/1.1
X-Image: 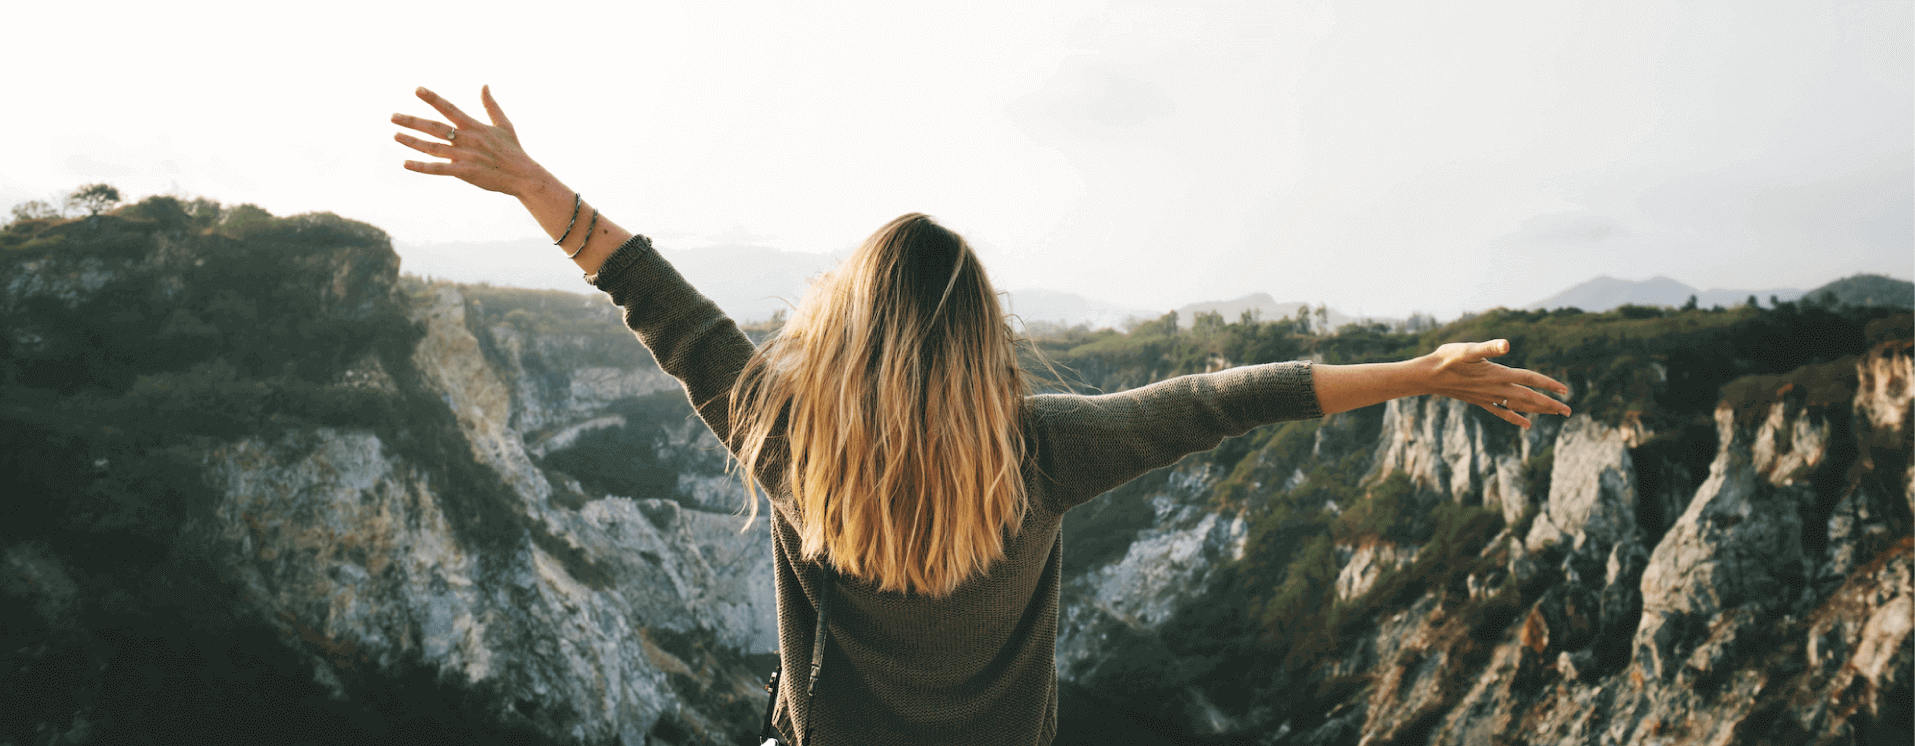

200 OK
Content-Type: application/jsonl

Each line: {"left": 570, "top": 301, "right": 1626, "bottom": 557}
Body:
{"left": 9, "top": 200, "right": 58, "bottom": 222}
{"left": 1192, "top": 310, "right": 1227, "bottom": 339}
{"left": 1401, "top": 311, "right": 1437, "bottom": 333}
{"left": 1681, "top": 295, "right": 1698, "bottom": 311}
{"left": 64, "top": 184, "right": 121, "bottom": 216}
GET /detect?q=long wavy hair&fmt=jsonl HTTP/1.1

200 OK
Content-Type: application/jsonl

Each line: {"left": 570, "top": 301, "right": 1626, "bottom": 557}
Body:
{"left": 728, "top": 213, "right": 1029, "bottom": 597}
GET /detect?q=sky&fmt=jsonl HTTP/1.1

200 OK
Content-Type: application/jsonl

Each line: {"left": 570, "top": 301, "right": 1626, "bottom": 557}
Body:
{"left": 2, "top": 0, "right": 1909, "bottom": 319}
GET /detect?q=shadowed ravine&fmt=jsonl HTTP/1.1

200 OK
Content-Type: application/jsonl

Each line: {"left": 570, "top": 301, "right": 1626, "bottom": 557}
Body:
{"left": 3, "top": 200, "right": 1910, "bottom": 744}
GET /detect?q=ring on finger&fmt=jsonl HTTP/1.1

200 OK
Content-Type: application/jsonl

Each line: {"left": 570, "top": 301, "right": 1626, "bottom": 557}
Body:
{"left": 1491, "top": 398, "right": 1510, "bottom": 410}
{"left": 445, "top": 128, "right": 457, "bottom": 142}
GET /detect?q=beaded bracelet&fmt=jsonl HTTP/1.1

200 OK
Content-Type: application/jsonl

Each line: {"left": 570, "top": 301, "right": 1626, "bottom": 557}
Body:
{"left": 566, "top": 208, "right": 601, "bottom": 259}
{"left": 553, "top": 192, "right": 582, "bottom": 246}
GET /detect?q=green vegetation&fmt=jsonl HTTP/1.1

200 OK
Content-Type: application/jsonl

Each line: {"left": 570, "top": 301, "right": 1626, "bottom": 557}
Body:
{"left": 1803, "top": 273, "right": 1915, "bottom": 309}
{"left": 64, "top": 183, "right": 122, "bottom": 217}
{"left": 0, "top": 194, "right": 420, "bottom": 553}
{"left": 1022, "top": 293, "right": 1904, "bottom": 430}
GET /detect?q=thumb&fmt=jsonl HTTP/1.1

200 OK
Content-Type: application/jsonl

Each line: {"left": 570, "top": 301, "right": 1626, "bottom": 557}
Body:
{"left": 1467, "top": 339, "right": 1511, "bottom": 361}
{"left": 481, "top": 85, "right": 513, "bottom": 130}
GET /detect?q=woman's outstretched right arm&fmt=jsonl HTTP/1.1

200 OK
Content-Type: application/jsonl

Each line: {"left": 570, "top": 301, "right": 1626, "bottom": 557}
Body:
{"left": 392, "top": 86, "right": 756, "bottom": 444}
{"left": 1031, "top": 341, "right": 1571, "bottom": 512}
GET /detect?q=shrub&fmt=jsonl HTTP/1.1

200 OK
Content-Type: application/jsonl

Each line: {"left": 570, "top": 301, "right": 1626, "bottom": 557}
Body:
{"left": 1333, "top": 471, "right": 1416, "bottom": 543}
{"left": 64, "top": 184, "right": 121, "bottom": 216}
{"left": 120, "top": 195, "right": 191, "bottom": 228}
{"left": 9, "top": 199, "right": 58, "bottom": 223}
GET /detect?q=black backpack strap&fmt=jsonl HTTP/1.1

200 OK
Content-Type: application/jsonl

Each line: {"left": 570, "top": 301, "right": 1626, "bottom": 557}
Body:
{"left": 756, "top": 668, "right": 781, "bottom": 744}
{"left": 757, "top": 562, "right": 836, "bottom": 746}
{"left": 804, "top": 563, "right": 836, "bottom": 743}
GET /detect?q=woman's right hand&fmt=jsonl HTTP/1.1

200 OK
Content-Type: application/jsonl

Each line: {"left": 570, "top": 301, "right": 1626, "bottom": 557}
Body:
{"left": 392, "top": 86, "right": 550, "bottom": 198}
{"left": 1417, "top": 339, "right": 1572, "bottom": 428}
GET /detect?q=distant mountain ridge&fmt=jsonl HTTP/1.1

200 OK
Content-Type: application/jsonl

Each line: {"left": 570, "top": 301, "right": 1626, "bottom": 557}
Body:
{"left": 1172, "top": 292, "right": 1359, "bottom": 330}
{"left": 1525, "top": 273, "right": 1912, "bottom": 313}
{"left": 1001, "top": 288, "right": 1154, "bottom": 331}
{"left": 1520, "top": 274, "right": 1887, "bottom": 312}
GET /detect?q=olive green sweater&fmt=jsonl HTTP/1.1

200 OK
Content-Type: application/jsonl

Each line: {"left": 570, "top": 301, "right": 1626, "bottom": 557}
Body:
{"left": 587, "top": 235, "right": 1321, "bottom": 745}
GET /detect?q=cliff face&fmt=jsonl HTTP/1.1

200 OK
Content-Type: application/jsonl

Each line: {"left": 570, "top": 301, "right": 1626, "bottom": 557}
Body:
{"left": 191, "top": 286, "right": 778, "bottom": 744}
{"left": 2, "top": 209, "right": 772, "bottom": 745}
{"left": 3, "top": 204, "right": 1909, "bottom": 745}
{"left": 1049, "top": 328, "right": 1913, "bottom": 744}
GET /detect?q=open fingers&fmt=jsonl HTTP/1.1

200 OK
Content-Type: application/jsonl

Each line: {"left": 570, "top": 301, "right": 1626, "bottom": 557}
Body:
{"left": 392, "top": 112, "right": 458, "bottom": 140}
{"left": 402, "top": 159, "right": 466, "bottom": 177}
{"left": 1479, "top": 401, "right": 1534, "bottom": 428}
{"left": 393, "top": 132, "right": 455, "bottom": 158}
{"left": 1489, "top": 383, "right": 1572, "bottom": 417}
{"left": 1514, "top": 368, "right": 1571, "bottom": 398}
{"left": 415, "top": 86, "right": 486, "bottom": 130}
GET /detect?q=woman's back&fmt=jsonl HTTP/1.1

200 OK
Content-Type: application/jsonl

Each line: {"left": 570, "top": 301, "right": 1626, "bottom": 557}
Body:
{"left": 763, "top": 367, "right": 1323, "bottom": 744}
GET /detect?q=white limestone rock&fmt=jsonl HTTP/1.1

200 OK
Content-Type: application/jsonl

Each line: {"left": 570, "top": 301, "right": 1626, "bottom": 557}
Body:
{"left": 1335, "top": 541, "right": 1417, "bottom": 603}
{"left": 1525, "top": 415, "right": 1636, "bottom": 556}
{"left": 1634, "top": 403, "right": 1811, "bottom": 680}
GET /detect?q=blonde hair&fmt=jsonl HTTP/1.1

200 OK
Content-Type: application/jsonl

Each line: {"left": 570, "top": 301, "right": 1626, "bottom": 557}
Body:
{"left": 728, "top": 213, "right": 1028, "bottom": 597}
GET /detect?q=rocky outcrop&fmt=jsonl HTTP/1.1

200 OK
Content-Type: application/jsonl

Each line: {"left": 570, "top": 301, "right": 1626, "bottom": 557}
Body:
{"left": 1369, "top": 395, "right": 1536, "bottom": 521}
{"left": 1526, "top": 415, "right": 1637, "bottom": 557}
{"left": 1056, "top": 462, "right": 1244, "bottom": 679}
{"left": 1334, "top": 541, "right": 1416, "bottom": 602}
{"left": 1, "top": 212, "right": 772, "bottom": 745}
{"left": 1051, "top": 334, "right": 1912, "bottom": 745}
{"left": 1635, "top": 402, "right": 1813, "bottom": 681}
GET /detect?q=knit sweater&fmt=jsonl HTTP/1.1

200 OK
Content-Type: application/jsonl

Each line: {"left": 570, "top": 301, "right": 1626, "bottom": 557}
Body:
{"left": 586, "top": 235, "right": 1322, "bottom": 745}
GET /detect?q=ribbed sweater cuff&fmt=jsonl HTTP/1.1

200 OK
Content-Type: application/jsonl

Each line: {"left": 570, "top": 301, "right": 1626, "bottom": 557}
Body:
{"left": 1256, "top": 359, "right": 1321, "bottom": 422}
{"left": 584, "top": 234, "right": 657, "bottom": 291}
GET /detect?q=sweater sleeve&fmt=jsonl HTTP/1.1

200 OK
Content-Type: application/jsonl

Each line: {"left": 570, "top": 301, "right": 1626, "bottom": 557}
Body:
{"left": 1026, "top": 361, "right": 1321, "bottom": 512}
{"left": 585, "top": 235, "right": 757, "bottom": 449}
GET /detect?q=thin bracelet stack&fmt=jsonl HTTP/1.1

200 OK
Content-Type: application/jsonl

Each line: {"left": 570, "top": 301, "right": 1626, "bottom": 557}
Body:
{"left": 567, "top": 209, "right": 600, "bottom": 259}
{"left": 553, "top": 192, "right": 582, "bottom": 246}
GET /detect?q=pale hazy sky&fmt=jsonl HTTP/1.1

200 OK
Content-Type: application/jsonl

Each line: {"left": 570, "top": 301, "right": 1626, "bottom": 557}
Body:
{"left": 3, "top": 1, "right": 1909, "bottom": 318}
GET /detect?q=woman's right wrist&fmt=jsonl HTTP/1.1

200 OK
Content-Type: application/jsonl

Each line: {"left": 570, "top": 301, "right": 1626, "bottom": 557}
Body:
{"left": 516, "top": 171, "right": 579, "bottom": 242}
{"left": 515, "top": 166, "right": 561, "bottom": 202}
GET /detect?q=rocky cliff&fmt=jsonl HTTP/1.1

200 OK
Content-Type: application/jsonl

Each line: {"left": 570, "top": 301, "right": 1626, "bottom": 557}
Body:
{"left": 2, "top": 204, "right": 774, "bottom": 745}
{"left": 1048, "top": 322, "right": 1912, "bottom": 744}
{"left": 2, "top": 201, "right": 1909, "bottom": 745}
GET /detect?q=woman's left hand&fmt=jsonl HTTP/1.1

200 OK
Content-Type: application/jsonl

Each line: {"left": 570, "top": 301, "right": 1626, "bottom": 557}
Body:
{"left": 1420, "top": 339, "right": 1572, "bottom": 428}
{"left": 392, "top": 86, "right": 548, "bottom": 198}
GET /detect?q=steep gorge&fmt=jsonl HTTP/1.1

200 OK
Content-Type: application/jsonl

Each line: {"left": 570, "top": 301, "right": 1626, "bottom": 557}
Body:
{"left": 2, "top": 203, "right": 1909, "bottom": 745}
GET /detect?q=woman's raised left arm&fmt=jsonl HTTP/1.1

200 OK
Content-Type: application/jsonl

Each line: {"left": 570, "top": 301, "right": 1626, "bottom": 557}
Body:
{"left": 392, "top": 86, "right": 757, "bottom": 446}
{"left": 391, "top": 86, "right": 626, "bottom": 275}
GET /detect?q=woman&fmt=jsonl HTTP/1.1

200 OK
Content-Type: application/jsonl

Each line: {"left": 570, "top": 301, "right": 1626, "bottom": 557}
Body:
{"left": 393, "top": 86, "right": 1571, "bottom": 745}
